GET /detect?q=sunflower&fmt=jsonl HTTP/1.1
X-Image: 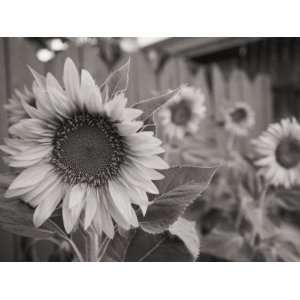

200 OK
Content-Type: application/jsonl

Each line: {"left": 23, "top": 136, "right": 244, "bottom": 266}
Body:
{"left": 4, "top": 87, "right": 36, "bottom": 125}
{"left": 158, "top": 85, "right": 206, "bottom": 141}
{"left": 0, "top": 58, "right": 169, "bottom": 238}
{"left": 252, "top": 118, "right": 300, "bottom": 188}
{"left": 224, "top": 102, "right": 255, "bottom": 136}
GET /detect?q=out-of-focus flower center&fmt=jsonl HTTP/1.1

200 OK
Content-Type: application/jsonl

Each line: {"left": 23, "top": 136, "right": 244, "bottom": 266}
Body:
{"left": 28, "top": 97, "right": 36, "bottom": 107}
{"left": 230, "top": 107, "right": 247, "bottom": 124}
{"left": 170, "top": 99, "right": 192, "bottom": 126}
{"left": 51, "top": 113, "right": 126, "bottom": 187}
{"left": 275, "top": 137, "right": 300, "bottom": 169}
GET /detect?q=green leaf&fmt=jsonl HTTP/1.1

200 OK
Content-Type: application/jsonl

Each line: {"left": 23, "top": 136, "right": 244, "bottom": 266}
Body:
{"left": 274, "top": 241, "right": 300, "bottom": 262}
{"left": 0, "top": 198, "right": 54, "bottom": 239}
{"left": 125, "top": 228, "right": 193, "bottom": 262}
{"left": 0, "top": 196, "right": 68, "bottom": 240}
{"left": 154, "top": 165, "right": 217, "bottom": 196}
{"left": 183, "top": 195, "right": 207, "bottom": 221}
{"left": 0, "top": 222, "right": 53, "bottom": 239}
{"left": 169, "top": 217, "right": 200, "bottom": 261}
{"left": 102, "top": 229, "right": 135, "bottom": 262}
{"left": 139, "top": 166, "right": 217, "bottom": 234}
{"left": 275, "top": 188, "right": 300, "bottom": 211}
{"left": 101, "top": 59, "right": 130, "bottom": 99}
{"left": 201, "top": 227, "right": 251, "bottom": 261}
{"left": 132, "top": 89, "right": 178, "bottom": 121}
{"left": 0, "top": 173, "right": 14, "bottom": 189}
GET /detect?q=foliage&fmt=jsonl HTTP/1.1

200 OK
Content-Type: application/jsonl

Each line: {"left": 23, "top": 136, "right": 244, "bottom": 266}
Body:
{"left": 163, "top": 123, "right": 300, "bottom": 262}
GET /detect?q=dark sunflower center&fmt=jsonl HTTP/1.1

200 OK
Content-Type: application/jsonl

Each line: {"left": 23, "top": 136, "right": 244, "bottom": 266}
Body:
{"left": 230, "top": 108, "right": 247, "bottom": 124}
{"left": 275, "top": 137, "right": 300, "bottom": 169}
{"left": 51, "top": 113, "right": 126, "bottom": 187}
{"left": 170, "top": 99, "right": 192, "bottom": 126}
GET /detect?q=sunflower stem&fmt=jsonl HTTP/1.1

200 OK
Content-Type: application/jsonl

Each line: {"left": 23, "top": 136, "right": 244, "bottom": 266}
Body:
{"left": 98, "top": 236, "right": 111, "bottom": 261}
{"left": 226, "top": 132, "right": 235, "bottom": 158}
{"left": 86, "top": 229, "right": 99, "bottom": 262}
{"left": 250, "top": 183, "right": 269, "bottom": 248}
{"left": 48, "top": 221, "right": 84, "bottom": 262}
{"left": 235, "top": 203, "right": 243, "bottom": 231}
{"left": 65, "top": 237, "right": 84, "bottom": 262}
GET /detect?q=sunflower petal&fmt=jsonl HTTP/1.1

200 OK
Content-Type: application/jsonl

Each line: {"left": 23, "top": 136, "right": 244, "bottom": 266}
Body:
{"left": 63, "top": 58, "right": 80, "bottom": 102}
{"left": 8, "top": 163, "right": 53, "bottom": 190}
{"left": 33, "top": 181, "right": 64, "bottom": 227}
{"left": 84, "top": 188, "right": 98, "bottom": 230}
{"left": 69, "top": 184, "right": 86, "bottom": 208}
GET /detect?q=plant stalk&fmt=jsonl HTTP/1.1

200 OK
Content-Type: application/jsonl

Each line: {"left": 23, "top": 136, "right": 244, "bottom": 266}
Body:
{"left": 250, "top": 183, "right": 269, "bottom": 247}
{"left": 86, "top": 230, "right": 99, "bottom": 262}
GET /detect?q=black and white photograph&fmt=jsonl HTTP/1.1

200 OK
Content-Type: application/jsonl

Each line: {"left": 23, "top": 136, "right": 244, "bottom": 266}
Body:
{"left": 1, "top": 36, "right": 300, "bottom": 263}
{"left": 0, "top": 2, "right": 299, "bottom": 299}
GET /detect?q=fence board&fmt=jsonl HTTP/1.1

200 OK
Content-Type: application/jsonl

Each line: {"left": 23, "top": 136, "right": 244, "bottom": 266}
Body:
{"left": 175, "top": 57, "right": 193, "bottom": 86}
{"left": 134, "top": 53, "right": 157, "bottom": 100}
{"left": 211, "top": 63, "right": 227, "bottom": 121}
{"left": 8, "top": 38, "right": 45, "bottom": 90}
{"left": 192, "top": 65, "right": 219, "bottom": 146}
{"left": 228, "top": 68, "right": 244, "bottom": 104}
{"left": 193, "top": 66, "right": 212, "bottom": 114}
{"left": 0, "top": 39, "right": 8, "bottom": 169}
{"left": 239, "top": 70, "right": 256, "bottom": 141}
{"left": 159, "top": 58, "right": 181, "bottom": 92}
{"left": 0, "top": 38, "right": 14, "bottom": 261}
{"left": 6, "top": 38, "right": 47, "bottom": 261}
{"left": 126, "top": 53, "right": 141, "bottom": 105}
{"left": 211, "top": 63, "right": 230, "bottom": 153}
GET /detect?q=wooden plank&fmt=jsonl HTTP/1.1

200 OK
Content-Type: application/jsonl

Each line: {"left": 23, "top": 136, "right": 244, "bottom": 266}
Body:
{"left": 258, "top": 38, "right": 273, "bottom": 128}
{"left": 228, "top": 68, "right": 244, "bottom": 104}
{"left": 239, "top": 70, "right": 256, "bottom": 134}
{"left": 192, "top": 65, "right": 219, "bottom": 149}
{"left": 6, "top": 38, "right": 47, "bottom": 261}
{"left": 8, "top": 38, "right": 45, "bottom": 89}
{"left": 126, "top": 53, "right": 141, "bottom": 106}
{"left": 133, "top": 52, "right": 156, "bottom": 100}
{"left": 193, "top": 66, "right": 212, "bottom": 113}
{"left": 175, "top": 57, "right": 193, "bottom": 86}
{"left": 210, "top": 63, "right": 229, "bottom": 154}
{"left": 159, "top": 57, "right": 181, "bottom": 92}
{"left": 0, "top": 38, "right": 8, "bottom": 169}
{"left": 211, "top": 63, "right": 228, "bottom": 121}
{"left": 0, "top": 38, "right": 15, "bottom": 261}
{"left": 252, "top": 74, "right": 272, "bottom": 134}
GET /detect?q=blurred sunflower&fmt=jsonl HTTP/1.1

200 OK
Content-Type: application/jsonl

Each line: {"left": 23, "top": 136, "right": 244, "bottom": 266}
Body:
{"left": 0, "top": 58, "right": 168, "bottom": 238}
{"left": 224, "top": 102, "right": 255, "bottom": 136}
{"left": 158, "top": 86, "right": 206, "bottom": 141}
{"left": 4, "top": 87, "right": 36, "bottom": 125}
{"left": 252, "top": 118, "right": 300, "bottom": 188}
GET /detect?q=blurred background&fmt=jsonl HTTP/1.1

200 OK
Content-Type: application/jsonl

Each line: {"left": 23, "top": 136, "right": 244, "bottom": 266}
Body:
{"left": 0, "top": 37, "right": 299, "bottom": 261}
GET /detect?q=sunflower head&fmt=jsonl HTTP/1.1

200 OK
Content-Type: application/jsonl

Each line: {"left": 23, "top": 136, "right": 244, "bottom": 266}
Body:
{"left": 252, "top": 118, "right": 300, "bottom": 188}
{"left": 224, "top": 102, "right": 255, "bottom": 136}
{"left": 0, "top": 58, "right": 169, "bottom": 238}
{"left": 275, "top": 137, "right": 300, "bottom": 169}
{"left": 4, "top": 87, "right": 36, "bottom": 125}
{"left": 158, "top": 85, "right": 206, "bottom": 141}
